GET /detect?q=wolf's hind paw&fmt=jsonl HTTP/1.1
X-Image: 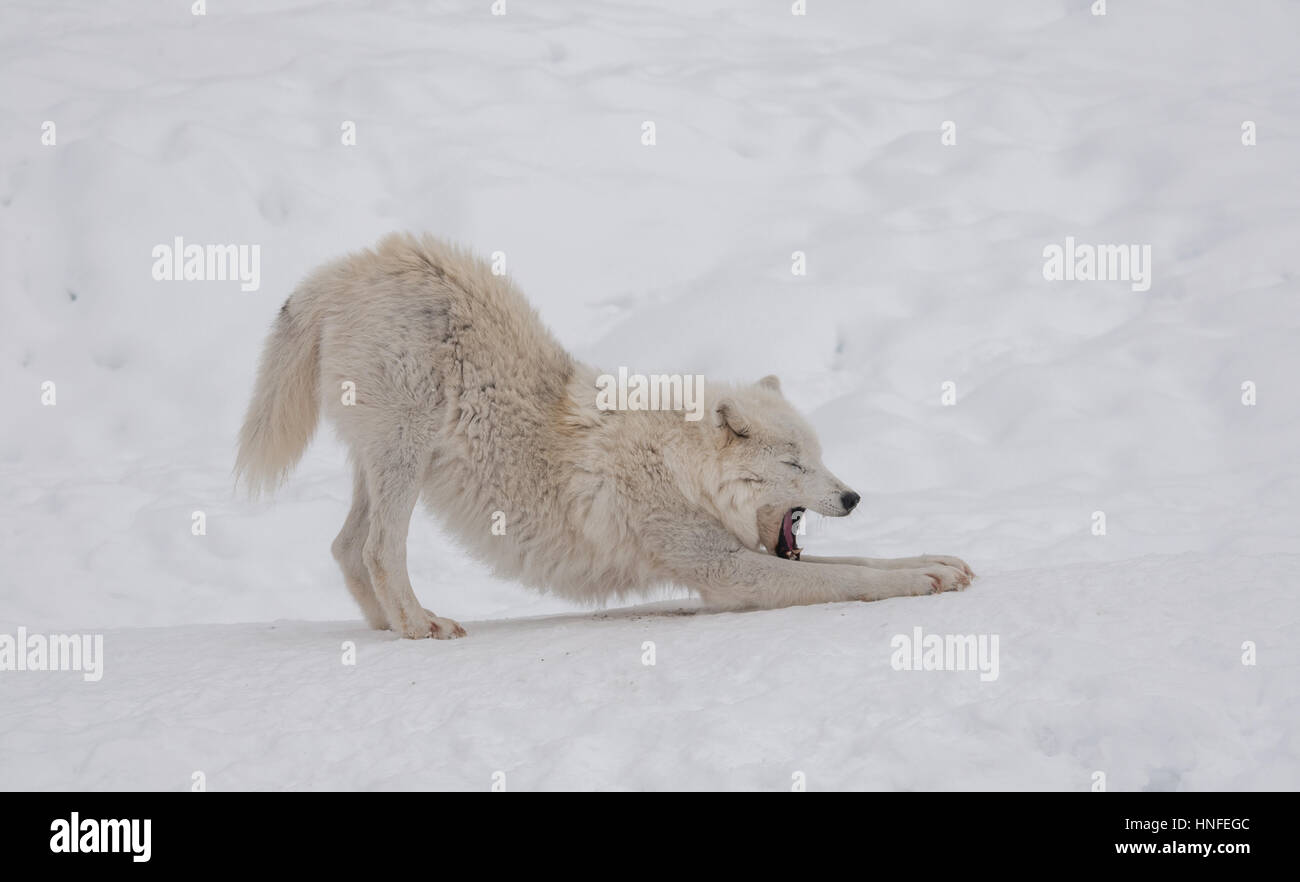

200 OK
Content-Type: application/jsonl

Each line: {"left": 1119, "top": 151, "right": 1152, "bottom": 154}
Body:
{"left": 427, "top": 613, "right": 467, "bottom": 639}
{"left": 397, "top": 610, "right": 467, "bottom": 639}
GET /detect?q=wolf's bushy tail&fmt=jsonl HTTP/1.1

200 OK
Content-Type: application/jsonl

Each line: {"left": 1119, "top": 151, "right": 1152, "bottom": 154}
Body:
{"left": 235, "top": 303, "right": 322, "bottom": 496}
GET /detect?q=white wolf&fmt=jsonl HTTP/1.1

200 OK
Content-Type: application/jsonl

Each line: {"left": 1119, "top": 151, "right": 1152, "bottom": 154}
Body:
{"left": 237, "top": 234, "right": 973, "bottom": 639}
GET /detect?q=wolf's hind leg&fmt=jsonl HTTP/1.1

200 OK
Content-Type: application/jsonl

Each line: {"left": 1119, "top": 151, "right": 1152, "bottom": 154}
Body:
{"left": 331, "top": 462, "right": 389, "bottom": 630}
{"left": 360, "top": 446, "right": 466, "bottom": 640}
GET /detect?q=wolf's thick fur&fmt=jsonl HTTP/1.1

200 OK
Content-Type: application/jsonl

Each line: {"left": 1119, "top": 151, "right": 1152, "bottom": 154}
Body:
{"left": 237, "top": 234, "right": 973, "bottom": 638}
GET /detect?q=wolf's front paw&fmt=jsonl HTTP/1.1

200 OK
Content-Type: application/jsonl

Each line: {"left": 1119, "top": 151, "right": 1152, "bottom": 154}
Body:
{"left": 918, "top": 564, "right": 969, "bottom": 594}
{"left": 854, "top": 565, "right": 968, "bottom": 602}
{"left": 398, "top": 609, "right": 467, "bottom": 639}
{"left": 920, "top": 555, "right": 975, "bottom": 579}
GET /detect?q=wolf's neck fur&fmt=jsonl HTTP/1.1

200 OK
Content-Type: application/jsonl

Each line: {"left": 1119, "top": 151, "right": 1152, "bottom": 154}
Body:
{"left": 562, "top": 369, "right": 761, "bottom": 551}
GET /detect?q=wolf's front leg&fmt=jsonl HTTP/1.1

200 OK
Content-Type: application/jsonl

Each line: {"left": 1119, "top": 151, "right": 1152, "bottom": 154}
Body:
{"left": 800, "top": 554, "right": 975, "bottom": 579}
{"left": 690, "top": 549, "right": 968, "bottom": 611}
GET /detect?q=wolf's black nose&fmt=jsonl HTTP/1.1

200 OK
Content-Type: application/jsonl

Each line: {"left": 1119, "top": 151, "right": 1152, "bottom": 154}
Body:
{"left": 841, "top": 491, "right": 860, "bottom": 512}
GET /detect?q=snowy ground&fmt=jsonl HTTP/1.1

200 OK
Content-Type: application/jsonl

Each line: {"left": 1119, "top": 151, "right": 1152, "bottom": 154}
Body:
{"left": 3, "top": 555, "right": 1298, "bottom": 791}
{"left": 2, "top": 1, "right": 1299, "bottom": 790}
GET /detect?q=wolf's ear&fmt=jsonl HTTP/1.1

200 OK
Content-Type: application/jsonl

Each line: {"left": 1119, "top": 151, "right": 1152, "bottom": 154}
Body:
{"left": 714, "top": 397, "right": 751, "bottom": 439}
{"left": 757, "top": 374, "right": 782, "bottom": 395}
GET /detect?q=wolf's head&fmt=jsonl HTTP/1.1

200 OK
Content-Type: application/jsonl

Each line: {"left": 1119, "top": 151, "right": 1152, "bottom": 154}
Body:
{"left": 698, "top": 375, "right": 859, "bottom": 559}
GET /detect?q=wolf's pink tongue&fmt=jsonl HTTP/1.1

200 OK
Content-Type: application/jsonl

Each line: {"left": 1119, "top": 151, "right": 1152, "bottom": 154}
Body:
{"left": 781, "top": 510, "right": 795, "bottom": 548}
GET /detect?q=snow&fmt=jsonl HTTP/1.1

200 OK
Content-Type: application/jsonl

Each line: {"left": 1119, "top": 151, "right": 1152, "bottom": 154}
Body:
{"left": 2, "top": 0, "right": 1298, "bottom": 790}
{"left": 2, "top": 554, "right": 1295, "bottom": 791}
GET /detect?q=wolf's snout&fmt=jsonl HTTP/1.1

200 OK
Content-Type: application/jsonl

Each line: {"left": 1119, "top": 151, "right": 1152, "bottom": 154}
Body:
{"left": 840, "top": 490, "right": 860, "bottom": 512}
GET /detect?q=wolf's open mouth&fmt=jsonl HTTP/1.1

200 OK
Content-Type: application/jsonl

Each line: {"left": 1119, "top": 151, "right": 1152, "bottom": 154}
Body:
{"left": 775, "top": 508, "right": 804, "bottom": 560}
